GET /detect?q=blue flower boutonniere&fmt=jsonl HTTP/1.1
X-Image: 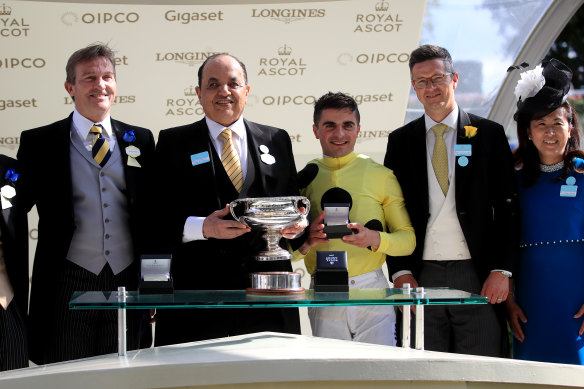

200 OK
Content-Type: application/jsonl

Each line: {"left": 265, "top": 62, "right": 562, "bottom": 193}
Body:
{"left": 1, "top": 168, "right": 19, "bottom": 209}
{"left": 123, "top": 129, "right": 142, "bottom": 168}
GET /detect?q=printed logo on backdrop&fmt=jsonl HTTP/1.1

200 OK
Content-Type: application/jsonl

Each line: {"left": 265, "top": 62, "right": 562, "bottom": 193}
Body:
{"left": 64, "top": 95, "right": 135, "bottom": 105}
{"left": 258, "top": 45, "right": 307, "bottom": 77}
{"left": 0, "top": 3, "right": 31, "bottom": 38}
{"left": 165, "top": 85, "right": 204, "bottom": 117}
{"left": 61, "top": 11, "right": 140, "bottom": 26}
{"left": 164, "top": 9, "right": 224, "bottom": 24}
{"left": 356, "top": 129, "right": 391, "bottom": 143}
{"left": 156, "top": 51, "right": 219, "bottom": 67}
{"left": 250, "top": 7, "right": 325, "bottom": 24}
{"left": 0, "top": 57, "right": 45, "bottom": 69}
{"left": 337, "top": 52, "right": 409, "bottom": 66}
{"left": 354, "top": 0, "right": 403, "bottom": 33}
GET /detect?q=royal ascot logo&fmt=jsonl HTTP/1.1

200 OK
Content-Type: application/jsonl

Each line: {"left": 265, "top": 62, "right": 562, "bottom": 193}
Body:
{"left": 354, "top": 0, "right": 403, "bottom": 33}
{"left": 164, "top": 85, "right": 204, "bottom": 117}
{"left": 63, "top": 95, "right": 135, "bottom": 105}
{"left": 0, "top": 57, "right": 45, "bottom": 69}
{"left": 61, "top": 11, "right": 139, "bottom": 26}
{"left": 258, "top": 44, "right": 308, "bottom": 77}
{"left": 250, "top": 8, "right": 325, "bottom": 24}
{"left": 0, "top": 3, "right": 31, "bottom": 38}
{"left": 164, "top": 9, "right": 224, "bottom": 24}
{"left": 155, "top": 51, "right": 219, "bottom": 67}
{"left": 337, "top": 52, "right": 409, "bottom": 66}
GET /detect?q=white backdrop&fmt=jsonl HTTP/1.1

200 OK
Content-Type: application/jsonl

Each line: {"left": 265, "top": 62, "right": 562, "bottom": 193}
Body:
{"left": 1, "top": 0, "right": 426, "bottom": 334}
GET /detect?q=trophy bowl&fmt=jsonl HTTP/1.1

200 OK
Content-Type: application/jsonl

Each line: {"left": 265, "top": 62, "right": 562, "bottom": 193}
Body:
{"left": 230, "top": 196, "right": 310, "bottom": 261}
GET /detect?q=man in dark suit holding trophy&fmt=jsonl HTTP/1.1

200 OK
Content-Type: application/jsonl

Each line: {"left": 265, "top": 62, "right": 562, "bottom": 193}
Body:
{"left": 154, "top": 53, "right": 305, "bottom": 346}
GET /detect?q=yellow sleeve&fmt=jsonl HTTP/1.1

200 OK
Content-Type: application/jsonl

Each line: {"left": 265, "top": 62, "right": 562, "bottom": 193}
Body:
{"left": 374, "top": 169, "right": 416, "bottom": 256}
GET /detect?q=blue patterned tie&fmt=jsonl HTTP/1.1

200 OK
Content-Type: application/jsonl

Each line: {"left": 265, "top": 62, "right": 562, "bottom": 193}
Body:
{"left": 90, "top": 124, "right": 111, "bottom": 167}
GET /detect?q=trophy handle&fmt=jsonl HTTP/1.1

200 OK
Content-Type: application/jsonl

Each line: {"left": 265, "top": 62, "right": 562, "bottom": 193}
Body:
{"left": 229, "top": 199, "right": 242, "bottom": 222}
{"left": 297, "top": 197, "right": 310, "bottom": 215}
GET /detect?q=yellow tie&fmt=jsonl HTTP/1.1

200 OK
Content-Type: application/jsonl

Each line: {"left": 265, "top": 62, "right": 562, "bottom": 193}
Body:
{"left": 431, "top": 123, "right": 449, "bottom": 196}
{"left": 90, "top": 124, "right": 111, "bottom": 167}
{"left": 220, "top": 128, "right": 243, "bottom": 192}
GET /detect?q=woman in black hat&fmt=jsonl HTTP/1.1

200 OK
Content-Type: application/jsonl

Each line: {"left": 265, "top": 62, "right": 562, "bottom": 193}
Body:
{"left": 508, "top": 58, "right": 584, "bottom": 365}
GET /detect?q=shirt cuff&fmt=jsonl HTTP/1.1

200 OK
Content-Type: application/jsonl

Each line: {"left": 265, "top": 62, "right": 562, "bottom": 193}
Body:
{"left": 182, "top": 216, "right": 207, "bottom": 243}
{"left": 391, "top": 270, "right": 413, "bottom": 283}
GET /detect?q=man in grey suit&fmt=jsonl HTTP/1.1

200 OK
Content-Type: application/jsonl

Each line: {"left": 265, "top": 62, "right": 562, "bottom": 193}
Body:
{"left": 17, "top": 43, "right": 155, "bottom": 364}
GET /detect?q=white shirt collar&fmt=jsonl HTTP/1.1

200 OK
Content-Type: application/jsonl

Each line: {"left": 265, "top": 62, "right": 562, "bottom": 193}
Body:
{"left": 424, "top": 105, "right": 459, "bottom": 133}
{"left": 205, "top": 116, "right": 246, "bottom": 141}
{"left": 72, "top": 109, "right": 113, "bottom": 140}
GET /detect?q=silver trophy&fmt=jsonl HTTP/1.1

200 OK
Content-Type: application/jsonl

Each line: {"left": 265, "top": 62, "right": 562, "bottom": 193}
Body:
{"left": 230, "top": 196, "right": 310, "bottom": 261}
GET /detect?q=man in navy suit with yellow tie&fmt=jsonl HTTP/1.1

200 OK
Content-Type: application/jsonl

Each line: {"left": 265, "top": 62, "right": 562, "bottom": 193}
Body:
{"left": 384, "top": 45, "right": 517, "bottom": 356}
{"left": 154, "top": 53, "right": 305, "bottom": 345}
{"left": 17, "top": 43, "right": 155, "bottom": 364}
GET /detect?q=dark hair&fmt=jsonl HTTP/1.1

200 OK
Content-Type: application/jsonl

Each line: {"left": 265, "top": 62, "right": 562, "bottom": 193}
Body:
{"left": 313, "top": 92, "right": 360, "bottom": 125}
{"left": 409, "top": 44, "right": 455, "bottom": 76}
{"left": 197, "top": 53, "right": 248, "bottom": 87}
{"left": 65, "top": 43, "right": 116, "bottom": 84}
{"left": 513, "top": 100, "right": 584, "bottom": 186}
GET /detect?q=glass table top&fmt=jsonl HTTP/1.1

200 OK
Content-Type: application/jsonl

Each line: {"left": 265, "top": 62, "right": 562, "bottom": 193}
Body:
{"left": 69, "top": 288, "right": 487, "bottom": 309}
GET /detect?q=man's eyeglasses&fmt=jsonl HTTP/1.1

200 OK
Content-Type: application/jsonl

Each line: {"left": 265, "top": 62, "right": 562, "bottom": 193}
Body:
{"left": 412, "top": 73, "right": 453, "bottom": 89}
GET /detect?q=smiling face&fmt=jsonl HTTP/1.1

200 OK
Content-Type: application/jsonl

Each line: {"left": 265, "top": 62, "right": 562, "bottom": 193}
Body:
{"left": 411, "top": 58, "right": 458, "bottom": 122}
{"left": 64, "top": 56, "right": 116, "bottom": 123}
{"left": 528, "top": 106, "right": 572, "bottom": 165}
{"left": 313, "top": 108, "right": 360, "bottom": 158}
{"left": 195, "top": 55, "right": 250, "bottom": 127}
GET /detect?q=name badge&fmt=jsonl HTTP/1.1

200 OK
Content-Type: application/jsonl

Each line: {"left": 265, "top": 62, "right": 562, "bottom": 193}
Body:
{"left": 560, "top": 185, "right": 577, "bottom": 197}
{"left": 191, "top": 151, "right": 210, "bottom": 166}
{"left": 454, "top": 144, "right": 472, "bottom": 156}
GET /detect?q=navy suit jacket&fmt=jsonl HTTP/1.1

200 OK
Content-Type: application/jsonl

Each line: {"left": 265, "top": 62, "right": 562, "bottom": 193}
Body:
{"left": 384, "top": 108, "right": 518, "bottom": 282}
{"left": 17, "top": 113, "right": 155, "bottom": 363}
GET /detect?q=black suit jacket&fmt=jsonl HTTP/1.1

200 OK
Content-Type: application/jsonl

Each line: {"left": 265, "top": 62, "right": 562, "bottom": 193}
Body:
{"left": 0, "top": 156, "right": 28, "bottom": 319}
{"left": 155, "top": 117, "right": 299, "bottom": 287}
{"left": 154, "top": 117, "right": 301, "bottom": 343}
{"left": 384, "top": 108, "right": 517, "bottom": 282}
{"left": 17, "top": 113, "right": 155, "bottom": 362}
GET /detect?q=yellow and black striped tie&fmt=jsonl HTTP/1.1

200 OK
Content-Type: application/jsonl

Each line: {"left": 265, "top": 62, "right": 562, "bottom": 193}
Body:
{"left": 90, "top": 124, "right": 111, "bottom": 167}
{"left": 220, "top": 128, "right": 243, "bottom": 192}
{"left": 431, "top": 123, "right": 449, "bottom": 196}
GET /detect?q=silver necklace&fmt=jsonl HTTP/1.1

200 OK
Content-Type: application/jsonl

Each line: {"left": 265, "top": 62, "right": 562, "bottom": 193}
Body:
{"left": 539, "top": 160, "right": 564, "bottom": 172}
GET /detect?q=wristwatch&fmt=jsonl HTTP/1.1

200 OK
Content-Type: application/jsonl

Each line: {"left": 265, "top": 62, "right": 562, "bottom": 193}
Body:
{"left": 498, "top": 270, "right": 512, "bottom": 278}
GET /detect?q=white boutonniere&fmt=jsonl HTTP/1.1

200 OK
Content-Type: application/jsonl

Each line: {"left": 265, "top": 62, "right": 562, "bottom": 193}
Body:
{"left": 259, "top": 144, "right": 276, "bottom": 165}
{"left": 1, "top": 168, "right": 19, "bottom": 210}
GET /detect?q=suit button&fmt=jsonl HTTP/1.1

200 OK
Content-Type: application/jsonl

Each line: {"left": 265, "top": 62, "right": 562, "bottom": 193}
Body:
{"left": 105, "top": 250, "right": 110, "bottom": 255}
{"left": 105, "top": 218, "right": 110, "bottom": 223}
{"left": 100, "top": 172, "right": 105, "bottom": 177}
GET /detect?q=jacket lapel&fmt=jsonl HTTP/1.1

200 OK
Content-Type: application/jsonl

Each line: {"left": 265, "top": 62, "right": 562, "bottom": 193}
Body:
{"left": 455, "top": 108, "right": 474, "bottom": 204}
{"left": 412, "top": 117, "right": 430, "bottom": 215}
{"left": 244, "top": 119, "right": 268, "bottom": 195}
